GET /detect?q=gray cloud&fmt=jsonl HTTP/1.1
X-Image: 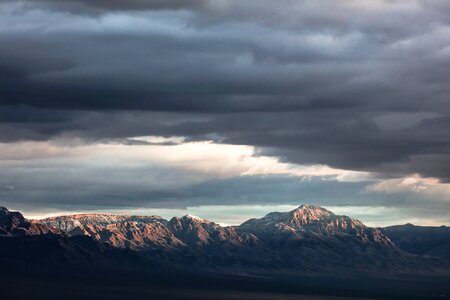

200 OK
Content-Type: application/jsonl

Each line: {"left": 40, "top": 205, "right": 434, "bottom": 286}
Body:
{"left": 1, "top": 0, "right": 450, "bottom": 183}
{"left": 2, "top": 170, "right": 449, "bottom": 225}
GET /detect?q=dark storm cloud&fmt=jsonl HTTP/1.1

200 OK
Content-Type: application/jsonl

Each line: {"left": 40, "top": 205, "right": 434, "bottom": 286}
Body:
{"left": 48, "top": 0, "right": 207, "bottom": 10}
{"left": 2, "top": 173, "right": 450, "bottom": 225}
{"left": 0, "top": 170, "right": 423, "bottom": 210}
{"left": 15, "top": 0, "right": 208, "bottom": 12}
{"left": 1, "top": 0, "right": 450, "bottom": 181}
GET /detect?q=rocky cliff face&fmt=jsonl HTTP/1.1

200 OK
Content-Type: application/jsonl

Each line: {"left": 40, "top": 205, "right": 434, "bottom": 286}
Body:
{"left": 38, "top": 212, "right": 260, "bottom": 251}
{"left": 36, "top": 213, "right": 183, "bottom": 250}
{"left": 168, "top": 214, "right": 259, "bottom": 248}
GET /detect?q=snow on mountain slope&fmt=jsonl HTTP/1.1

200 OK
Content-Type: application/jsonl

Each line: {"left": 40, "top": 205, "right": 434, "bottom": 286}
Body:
{"left": 35, "top": 204, "right": 394, "bottom": 253}
{"left": 37, "top": 214, "right": 183, "bottom": 250}
{"left": 239, "top": 205, "right": 394, "bottom": 246}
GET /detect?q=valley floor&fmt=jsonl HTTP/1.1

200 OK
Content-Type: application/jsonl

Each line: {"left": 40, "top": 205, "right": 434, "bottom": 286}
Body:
{"left": 2, "top": 264, "right": 449, "bottom": 300}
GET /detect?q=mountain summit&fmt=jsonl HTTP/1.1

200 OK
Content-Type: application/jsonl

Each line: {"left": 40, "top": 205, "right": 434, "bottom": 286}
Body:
{"left": 241, "top": 204, "right": 336, "bottom": 228}
{"left": 239, "top": 205, "right": 395, "bottom": 253}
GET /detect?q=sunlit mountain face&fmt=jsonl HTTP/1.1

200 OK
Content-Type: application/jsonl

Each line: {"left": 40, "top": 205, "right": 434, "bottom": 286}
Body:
{"left": 1, "top": 0, "right": 450, "bottom": 299}
{"left": 2, "top": 204, "right": 450, "bottom": 272}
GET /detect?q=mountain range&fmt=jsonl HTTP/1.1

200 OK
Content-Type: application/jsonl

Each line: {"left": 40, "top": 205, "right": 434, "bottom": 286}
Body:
{"left": 1, "top": 204, "right": 449, "bottom": 274}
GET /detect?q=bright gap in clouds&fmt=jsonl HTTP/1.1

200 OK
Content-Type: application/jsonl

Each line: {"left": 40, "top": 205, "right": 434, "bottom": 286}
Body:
{"left": 2, "top": 137, "right": 450, "bottom": 226}
{"left": 0, "top": 137, "right": 369, "bottom": 182}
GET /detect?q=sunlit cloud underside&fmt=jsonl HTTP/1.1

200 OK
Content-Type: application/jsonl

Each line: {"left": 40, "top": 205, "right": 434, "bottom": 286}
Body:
{"left": 2, "top": 137, "right": 449, "bottom": 226}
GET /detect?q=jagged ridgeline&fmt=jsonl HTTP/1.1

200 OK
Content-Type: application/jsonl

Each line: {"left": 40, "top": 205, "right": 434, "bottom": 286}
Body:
{"left": 1, "top": 205, "right": 449, "bottom": 273}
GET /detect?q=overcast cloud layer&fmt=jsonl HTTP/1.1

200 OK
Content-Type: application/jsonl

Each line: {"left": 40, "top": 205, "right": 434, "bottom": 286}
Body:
{"left": 1, "top": 0, "right": 450, "bottom": 224}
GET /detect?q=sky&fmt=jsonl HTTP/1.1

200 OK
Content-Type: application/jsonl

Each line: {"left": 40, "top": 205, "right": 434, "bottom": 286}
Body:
{"left": 1, "top": 0, "right": 450, "bottom": 226}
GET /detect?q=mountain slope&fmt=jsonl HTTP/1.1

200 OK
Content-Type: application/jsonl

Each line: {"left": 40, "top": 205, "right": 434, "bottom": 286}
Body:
{"left": 2, "top": 205, "right": 450, "bottom": 300}
{"left": 235, "top": 205, "right": 413, "bottom": 272}
{"left": 0, "top": 207, "right": 61, "bottom": 236}
{"left": 37, "top": 213, "right": 184, "bottom": 250}
{"left": 32, "top": 204, "right": 444, "bottom": 273}
{"left": 239, "top": 205, "right": 394, "bottom": 246}
{"left": 382, "top": 224, "right": 450, "bottom": 260}
{"left": 0, "top": 207, "right": 141, "bottom": 268}
{"left": 0, "top": 203, "right": 444, "bottom": 274}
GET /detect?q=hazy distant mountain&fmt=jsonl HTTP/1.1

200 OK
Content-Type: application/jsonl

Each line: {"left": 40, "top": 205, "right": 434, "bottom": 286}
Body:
{"left": 382, "top": 223, "right": 450, "bottom": 260}
{"left": 1, "top": 204, "right": 448, "bottom": 274}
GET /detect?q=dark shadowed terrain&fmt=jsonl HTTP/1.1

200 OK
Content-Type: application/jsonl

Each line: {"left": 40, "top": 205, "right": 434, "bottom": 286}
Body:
{"left": 2, "top": 264, "right": 450, "bottom": 300}
{"left": 1, "top": 205, "right": 450, "bottom": 299}
{"left": 382, "top": 224, "right": 450, "bottom": 260}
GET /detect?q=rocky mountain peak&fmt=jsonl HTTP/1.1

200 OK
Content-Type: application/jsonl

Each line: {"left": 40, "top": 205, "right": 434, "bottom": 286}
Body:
{"left": 291, "top": 204, "right": 334, "bottom": 217}
{"left": 283, "top": 205, "right": 335, "bottom": 226}
{"left": 241, "top": 204, "right": 364, "bottom": 234}
{"left": 241, "top": 204, "right": 336, "bottom": 229}
{"left": 295, "top": 204, "right": 334, "bottom": 214}
{"left": 237, "top": 204, "right": 395, "bottom": 248}
{"left": 0, "top": 207, "right": 27, "bottom": 227}
{"left": 0, "top": 207, "right": 60, "bottom": 236}
{"left": 169, "top": 215, "right": 212, "bottom": 232}
{"left": 182, "top": 214, "right": 208, "bottom": 223}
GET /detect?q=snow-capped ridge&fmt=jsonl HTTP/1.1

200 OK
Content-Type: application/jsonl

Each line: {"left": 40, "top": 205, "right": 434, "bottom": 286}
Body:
{"left": 183, "top": 214, "right": 208, "bottom": 222}
{"left": 28, "top": 204, "right": 396, "bottom": 251}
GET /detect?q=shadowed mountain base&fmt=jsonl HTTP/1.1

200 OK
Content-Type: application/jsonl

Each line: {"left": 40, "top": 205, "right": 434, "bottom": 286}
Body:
{"left": 1, "top": 264, "right": 450, "bottom": 300}
{"left": 1, "top": 205, "right": 450, "bottom": 299}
